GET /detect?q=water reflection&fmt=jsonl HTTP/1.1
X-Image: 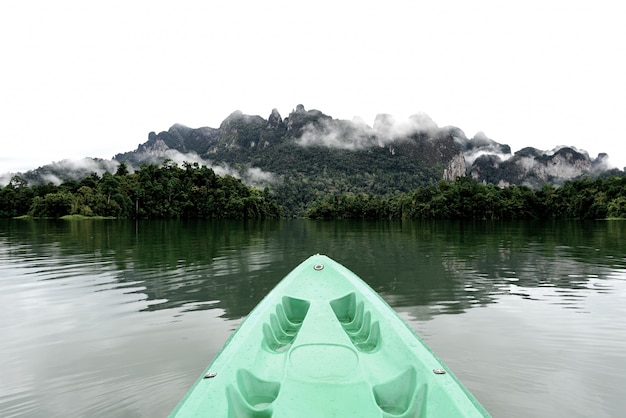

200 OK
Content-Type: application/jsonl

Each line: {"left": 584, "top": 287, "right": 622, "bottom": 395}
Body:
{"left": 2, "top": 219, "right": 626, "bottom": 320}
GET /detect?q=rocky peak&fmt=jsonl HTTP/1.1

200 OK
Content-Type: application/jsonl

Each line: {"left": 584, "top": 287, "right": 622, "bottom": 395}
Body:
{"left": 285, "top": 105, "right": 331, "bottom": 134}
{"left": 515, "top": 147, "right": 543, "bottom": 158}
{"left": 219, "top": 110, "right": 244, "bottom": 130}
{"left": 267, "top": 108, "right": 283, "bottom": 130}
{"left": 468, "top": 132, "right": 511, "bottom": 155}
{"left": 550, "top": 147, "right": 589, "bottom": 163}
{"left": 217, "top": 111, "right": 266, "bottom": 148}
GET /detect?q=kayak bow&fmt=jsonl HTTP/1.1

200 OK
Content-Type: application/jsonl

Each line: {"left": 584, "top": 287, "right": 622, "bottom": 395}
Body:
{"left": 170, "top": 254, "right": 490, "bottom": 417}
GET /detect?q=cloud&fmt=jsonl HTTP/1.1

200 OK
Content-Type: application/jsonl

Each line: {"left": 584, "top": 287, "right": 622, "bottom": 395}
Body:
{"left": 241, "top": 167, "right": 278, "bottom": 188}
{"left": 296, "top": 118, "right": 375, "bottom": 150}
{"left": 0, "top": 173, "right": 12, "bottom": 187}
{"left": 41, "top": 173, "right": 63, "bottom": 185}
{"left": 296, "top": 112, "right": 442, "bottom": 150}
{"left": 373, "top": 112, "right": 439, "bottom": 141}
{"left": 0, "top": 146, "right": 279, "bottom": 190}
{"left": 207, "top": 164, "right": 278, "bottom": 188}
{"left": 464, "top": 149, "right": 512, "bottom": 167}
{"left": 593, "top": 154, "right": 613, "bottom": 171}
{"left": 60, "top": 158, "right": 121, "bottom": 176}
{"left": 9, "top": 158, "right": 125, "bottom": 186}
{"left": 160, "top": 149, "right": 206, "bottom": 167}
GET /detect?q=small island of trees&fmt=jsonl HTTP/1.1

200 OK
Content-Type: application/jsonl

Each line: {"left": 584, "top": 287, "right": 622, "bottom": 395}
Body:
{"left": 0, "top": 161, "right": 282, "bottom": 219}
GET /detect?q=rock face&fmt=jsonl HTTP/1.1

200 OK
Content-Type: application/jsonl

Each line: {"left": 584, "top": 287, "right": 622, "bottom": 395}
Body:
{"left": 132, "top": 124, "right": 219, "bottom": 161}
{"left": 534, "top": 147, "right": 591, "bottom": 180}
{"left": 469, "top": 146, "right": 605, "bottom": 187}
{"left": 443, "top": 152, "right": 467, "bottom": 181}
{"left": 218, "top": 110, "right": 267, "bottom": 148}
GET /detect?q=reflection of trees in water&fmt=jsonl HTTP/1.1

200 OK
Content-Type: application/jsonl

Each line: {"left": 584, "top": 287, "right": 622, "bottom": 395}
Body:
{"left": 2, "top": 219, "right": 287, "bottom": 319}
{"left": 366, "top": 220, "right": 626, "bottom": 318}
{"left": 4, "top": 219, "right": 626, "bottom": 320}
{"left": 117, "top": 220, "right": 286, "bottom": 318}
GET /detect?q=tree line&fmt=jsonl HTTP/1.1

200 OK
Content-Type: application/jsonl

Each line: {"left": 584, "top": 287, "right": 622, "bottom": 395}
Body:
{"left": 0, "top": 161, "right": 282, "bottom": 219}
{"left": 3, "top": 165, "right": 626, "bottom": 221}
{"left": 306, "top": 175, "right": 626, "bottom": 220}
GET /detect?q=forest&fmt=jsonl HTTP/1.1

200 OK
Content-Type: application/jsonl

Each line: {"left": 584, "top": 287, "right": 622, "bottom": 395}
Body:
{"left": 306, "top": 175, "right": 626, "bottom": 220}
{"left": 2, "top": 160, "right": 626, "bottom": 220}
{"left": 0, "top": 161, "right": 282, "bottom": 219}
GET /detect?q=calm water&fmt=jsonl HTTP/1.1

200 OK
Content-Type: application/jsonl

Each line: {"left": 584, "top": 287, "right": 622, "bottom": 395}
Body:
{"left": 1, "top": 219, "right": 625, "bottom": 417}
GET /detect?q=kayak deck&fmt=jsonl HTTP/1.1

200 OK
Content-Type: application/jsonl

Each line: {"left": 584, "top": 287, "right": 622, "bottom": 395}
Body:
{"left": 170, "top": 254, "right": 490, "bottom": 417}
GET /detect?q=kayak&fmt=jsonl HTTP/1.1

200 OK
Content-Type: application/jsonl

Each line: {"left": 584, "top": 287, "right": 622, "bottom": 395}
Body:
{"left": 170, "top": 254, "right": 490, "bottom": 417}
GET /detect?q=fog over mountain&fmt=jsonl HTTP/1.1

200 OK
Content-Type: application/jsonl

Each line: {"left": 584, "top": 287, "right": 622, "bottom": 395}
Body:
{"left": 1, "top": 105, "right": 618, "bottom": 192}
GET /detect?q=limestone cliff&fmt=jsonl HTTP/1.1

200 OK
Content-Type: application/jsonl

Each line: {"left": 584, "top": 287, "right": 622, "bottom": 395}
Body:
{"left": 469, "top": 146, "right": 609, "bottom": 187}
{"left": 443, "top": 152, "right": 467, "bottom": 181}
{"left": 121, "top": 105, "right": 611, "bottom": 191}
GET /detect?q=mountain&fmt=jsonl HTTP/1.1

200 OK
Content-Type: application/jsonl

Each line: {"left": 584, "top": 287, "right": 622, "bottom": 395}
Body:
{"left": 4, "top": 105, "right": 617, "bottom": 216}
{"left": 113, "top": 106, "right": 478, "bottom": 215}
{"left": 113, "top": 105, "right": 613, "bottom": 214}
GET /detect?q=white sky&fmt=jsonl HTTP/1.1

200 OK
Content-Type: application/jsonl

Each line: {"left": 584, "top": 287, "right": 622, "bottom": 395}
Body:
{"left": 1, "top": 0, "right": 625, "bottom": 174}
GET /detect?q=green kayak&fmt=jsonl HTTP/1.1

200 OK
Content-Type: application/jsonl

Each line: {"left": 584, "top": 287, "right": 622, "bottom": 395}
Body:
{"left": 170, "top": 254, "right": 490, "bottom": 417}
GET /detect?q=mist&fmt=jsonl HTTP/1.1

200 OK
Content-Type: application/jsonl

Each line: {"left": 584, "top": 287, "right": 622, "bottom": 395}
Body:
{"left": 296, "top": 112, "right": 442, "bottom": 150}
{"left": 0, "top": 158, "right": 124, "bottom": 187}
{"left": 136, "top": 149, "right": 278, "bottom": 189}
{"left": 463, "top": 150, "right": 512, "bottom": 167}
{"left": 0, "top": 148, "right": 278, "bottom": 190}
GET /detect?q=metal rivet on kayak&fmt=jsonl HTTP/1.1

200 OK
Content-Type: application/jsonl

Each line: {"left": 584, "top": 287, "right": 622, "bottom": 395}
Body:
{"left": 433, "top": 369, "right": 446, "bottom": 375}
{"left": 313, "top": 264, "right": 324, "bottom": 271}
{"left": 204, "top": 372, "right": 217, "bottom": 379}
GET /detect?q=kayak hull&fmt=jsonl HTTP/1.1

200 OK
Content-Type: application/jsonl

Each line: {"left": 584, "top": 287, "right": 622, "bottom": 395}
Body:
{"left": 170, "top": 254, "right": 490, "bottom": 417}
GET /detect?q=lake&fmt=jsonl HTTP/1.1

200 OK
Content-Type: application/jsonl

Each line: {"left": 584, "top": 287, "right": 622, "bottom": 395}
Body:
{"left": 1, "top": 219, "right": 625, "bottom": 417}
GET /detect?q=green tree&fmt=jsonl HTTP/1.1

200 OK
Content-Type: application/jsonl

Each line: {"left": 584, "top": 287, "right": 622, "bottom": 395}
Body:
{"left": 607, "top": 197, "right": 626, "bottom": 218}
{"left": 30, "top": 192, "right": 75, "bottom": 218}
